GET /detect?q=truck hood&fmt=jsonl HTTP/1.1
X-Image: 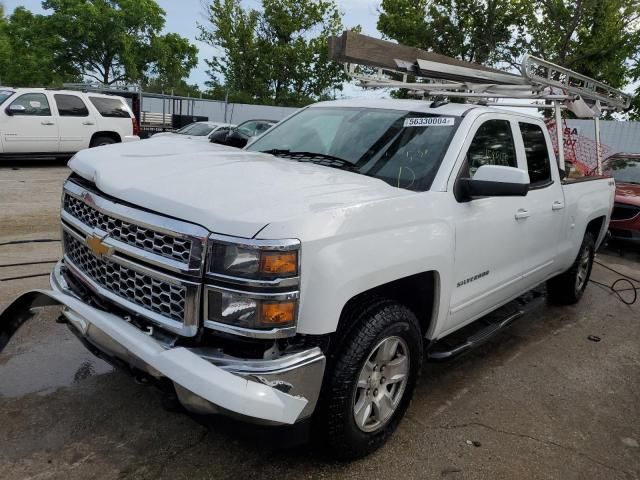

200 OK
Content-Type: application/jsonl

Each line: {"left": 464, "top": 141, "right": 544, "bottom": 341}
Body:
{"left": 68, "top": 138, "right": 409, "bottom": 238}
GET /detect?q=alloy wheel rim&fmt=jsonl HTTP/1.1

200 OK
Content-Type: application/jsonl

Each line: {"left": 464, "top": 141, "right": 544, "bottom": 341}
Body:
{"left": 576, "top": 247, "right": 592, "bottom": 292}
{"left": 352, "top": 336, "right": 410, "bottom": 433}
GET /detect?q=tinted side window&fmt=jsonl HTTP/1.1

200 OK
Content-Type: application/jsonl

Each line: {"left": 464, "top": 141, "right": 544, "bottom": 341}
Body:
{"left": 465, "top": 120, "right": 517, "bottom": 177}
{"left": 254, "top": 122, "right": 272, "bottom": 135}
{"left": 55, "top": 94, "right": 89, "bottom": 117}
{"left": 89, "top": 97, "right": 130, "bottom": 118}
{"left": 519, "top": 122, "right": 552, "bottom": 187}
{"left": 9, "top": 93, "right": 51, "bottom": 116}
{"left": 237, "top": 122, "right": 258, "bottom": 137}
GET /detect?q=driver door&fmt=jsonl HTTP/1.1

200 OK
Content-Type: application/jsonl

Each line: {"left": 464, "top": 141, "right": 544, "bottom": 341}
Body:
{"left": 446, "top": 116, "right": 529, "bottom": 333}
{"left": 1, "top": 92, "right": 59, "bottom": 153}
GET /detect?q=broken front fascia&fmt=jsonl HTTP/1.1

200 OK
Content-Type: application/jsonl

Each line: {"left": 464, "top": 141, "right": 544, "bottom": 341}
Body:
{"left": 0, "top": 261, "right": 326, "bottom": 425}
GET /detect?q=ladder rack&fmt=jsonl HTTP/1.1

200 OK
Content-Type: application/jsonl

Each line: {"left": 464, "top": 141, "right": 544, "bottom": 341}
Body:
{"left": 329, "top": 31, "right": 634, "bottom": 174}
{"left": 330, "top": 31, "right": 631, "bottom": 112}
{"left": 521, "top": 55, "right": 630, "bottom": 111}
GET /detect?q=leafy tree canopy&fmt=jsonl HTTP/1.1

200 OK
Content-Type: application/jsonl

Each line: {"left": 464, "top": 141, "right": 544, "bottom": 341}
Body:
{"left": 0, "top": 0, "right": 198, "bottom": 89}
{"left": 525, "top": 0, "right": 639, "bottom": 89}
{"left": 198, "top": 0, "right": 348, "bottom": 107}
{"left": 378, "top": 0, "right": 640, "bottom": 117}
{"left": 43, "top": 0, "right": 198, "bottom": 85}
{"left": 0, "top": 6, "right": 79, "bottom": 86}
{"left": 378, "top": 0, "right": 530, "bottom": 68}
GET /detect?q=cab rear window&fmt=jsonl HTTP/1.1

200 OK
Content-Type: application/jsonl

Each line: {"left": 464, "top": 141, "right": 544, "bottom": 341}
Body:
{"left": 89, "top": 97, "right": 131, "bottom": 118}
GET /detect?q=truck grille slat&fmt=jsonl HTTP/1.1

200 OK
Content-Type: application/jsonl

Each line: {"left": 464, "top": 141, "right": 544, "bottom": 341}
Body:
{"left": 64, "top": 232, "right": 187, "bottom": 323}
{"left": 63, "top": 194, "right": 193, "bottom": 264}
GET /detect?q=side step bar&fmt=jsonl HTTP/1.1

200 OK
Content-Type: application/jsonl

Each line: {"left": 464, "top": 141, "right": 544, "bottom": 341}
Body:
{"left": 427, "top": 309, "right": 524, "bottom": 361}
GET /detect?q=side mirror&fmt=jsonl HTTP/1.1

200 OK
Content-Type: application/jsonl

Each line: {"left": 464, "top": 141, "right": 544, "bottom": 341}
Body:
{"left": 458, "top": 165, "right": 530, "bottom": 201}
{"left": 6, "top": 104, "right": 26, "bottom": 116}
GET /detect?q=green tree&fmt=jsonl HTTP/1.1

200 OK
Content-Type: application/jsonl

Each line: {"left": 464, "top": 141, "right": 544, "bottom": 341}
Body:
{"left": 198, "top": 0, "right": 347, "bottom": 106}
{"left": 199, "top": 0, "right": 264, "bottom": 101}
{"left": 43, "top": 0, "right": 198, "bottom": 86}
{"left": 0, "top": 6, "right": 10, "bottom": 83}
{"left": 525, "top": 0, "right": 639, "bottom": 89}
{"left": 0, "top": 7, "right": 78, "bottom": 86}
{"left": 378, "top": 0, "right": 529, "bottom": 68}
{"left": 144, "top": 78, "right": 202, "bottom": 97}
{"left": 378, "top": 0, "right": 639, "bottom": 116}
{"left": 526, "top": 0, "right": 640, "bottom": 119}
{"left": 147, "top": 33, "right": 199, "bottom": 91}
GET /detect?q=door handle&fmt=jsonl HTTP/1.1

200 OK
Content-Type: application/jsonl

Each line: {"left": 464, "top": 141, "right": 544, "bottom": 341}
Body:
{"left": 41, "top": 121, "right": 55, "bottom": 126}
{"left": 515, "top": 209, "right": 531, "bottom": 220}
{"left": 552, "top": 201, "right": 565, "bottom": 211}
{"left": 82, "top": 121, "right": 95, "bottom": 126}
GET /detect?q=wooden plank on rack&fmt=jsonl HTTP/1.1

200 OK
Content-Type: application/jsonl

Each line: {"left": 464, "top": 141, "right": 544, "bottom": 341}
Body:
{"left": 328, "top": 31, "right": 525, "bottom": 85}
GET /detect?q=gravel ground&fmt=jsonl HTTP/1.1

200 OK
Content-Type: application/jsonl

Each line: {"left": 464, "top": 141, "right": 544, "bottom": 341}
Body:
{"left": 1, "top": 162, "right": 639, "bottom": 480}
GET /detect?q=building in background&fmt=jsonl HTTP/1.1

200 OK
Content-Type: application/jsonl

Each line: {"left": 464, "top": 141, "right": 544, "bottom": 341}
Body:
{"left": 565, "top": 120, "right": 640, "bottom": 156}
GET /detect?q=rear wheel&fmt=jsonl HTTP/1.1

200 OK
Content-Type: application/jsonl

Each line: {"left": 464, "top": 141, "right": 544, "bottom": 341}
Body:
{"left": 90, "top": 136, "right": 117, "bottom": 147}
{"left": 547, "top": 232, "right": 596, "bottom": 305}
{"left": 316, "top": 300, "right": 422, "bottom": 460}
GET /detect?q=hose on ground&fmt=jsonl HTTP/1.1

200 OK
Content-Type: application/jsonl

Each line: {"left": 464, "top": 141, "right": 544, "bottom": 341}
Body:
{"left": 590, "top": 260, "right": 639, "bottom": 306}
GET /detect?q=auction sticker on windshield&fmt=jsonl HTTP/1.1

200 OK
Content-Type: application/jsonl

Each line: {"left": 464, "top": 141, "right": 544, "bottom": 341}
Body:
{"left": 404, "top": 117, "right": 455, "bottom": 128}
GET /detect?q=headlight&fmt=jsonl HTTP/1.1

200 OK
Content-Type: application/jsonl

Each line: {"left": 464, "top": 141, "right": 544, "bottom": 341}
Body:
{"left": 206, "top": 288, "right": 297, "bottom": 330}
{"left": 205, "top": 236, "right": 301, "bottom": 337}
{"left": 209, "top": 239, "right": 299, "bottom": 279}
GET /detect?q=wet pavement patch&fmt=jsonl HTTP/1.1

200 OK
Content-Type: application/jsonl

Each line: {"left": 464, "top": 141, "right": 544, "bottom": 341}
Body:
{"left": 0, "top": 311, "right": 113, "bottom": 398}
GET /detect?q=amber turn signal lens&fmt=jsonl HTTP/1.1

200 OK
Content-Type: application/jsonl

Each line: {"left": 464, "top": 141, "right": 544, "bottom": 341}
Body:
{"left": 261, "top": 301, "right": 296, "bottom": 325}
{"left": 260, "top": 251, "right": 298, "bottom": 276}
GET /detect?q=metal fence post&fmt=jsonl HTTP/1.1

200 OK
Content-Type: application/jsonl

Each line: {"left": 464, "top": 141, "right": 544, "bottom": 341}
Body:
{"left": 555, "top": 101, "right": 565, "bottom": 172}
{"left": 595, "top": 116, "right": 602, "bottom": 175}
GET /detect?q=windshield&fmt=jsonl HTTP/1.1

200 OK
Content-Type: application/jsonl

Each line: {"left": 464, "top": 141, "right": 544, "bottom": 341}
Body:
{"left": 247, "top": 107, "right": 461, "bottom": 191}
{"left": 0, "top": 90, "right": 15, "bottom": 105}
{"left": 176, "top": 123, "right": 215, "bottom": 136}
{"left": 606, "top": 158, "right": 640, "bottom": 184}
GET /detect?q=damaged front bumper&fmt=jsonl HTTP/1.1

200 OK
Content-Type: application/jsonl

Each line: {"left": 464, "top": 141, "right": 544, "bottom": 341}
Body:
{"left": 0, "top": 260, "right": 325, "bottom": 425}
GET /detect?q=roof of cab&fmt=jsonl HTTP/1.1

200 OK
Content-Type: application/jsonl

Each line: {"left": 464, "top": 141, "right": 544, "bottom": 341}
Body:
{"left": 309, "top": 97, "right": 544, "bottom": 121}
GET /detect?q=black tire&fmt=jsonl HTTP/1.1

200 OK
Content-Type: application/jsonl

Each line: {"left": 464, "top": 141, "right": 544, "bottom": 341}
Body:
{"left": 547, "top": 232, "right": 596, "bottom": 305}
{"left": 90, "top": 136, "right": 117, "bottom": 148}
{"left": 315, "top": 299, "right": 423, "bottom": 460}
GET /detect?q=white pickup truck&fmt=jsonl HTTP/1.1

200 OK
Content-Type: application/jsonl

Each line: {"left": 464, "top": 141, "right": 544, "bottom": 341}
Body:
{"left": 0, "top": 88, "right": 139, "bottom": 160}
{"left": 1, "top": 98, "right": 615, "bottom": 459}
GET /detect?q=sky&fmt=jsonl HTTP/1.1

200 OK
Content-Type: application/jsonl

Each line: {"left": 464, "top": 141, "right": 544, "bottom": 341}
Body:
{"left": 2, "top": 0, "right": 383, "bottom": 88}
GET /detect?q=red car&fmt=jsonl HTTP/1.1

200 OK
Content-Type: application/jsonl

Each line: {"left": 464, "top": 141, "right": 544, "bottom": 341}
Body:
{"left": 604, "top": 153, "right": 640, "bottom": 243}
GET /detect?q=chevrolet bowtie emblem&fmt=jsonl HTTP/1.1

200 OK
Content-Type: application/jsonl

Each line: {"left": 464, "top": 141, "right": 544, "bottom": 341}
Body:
{"left": 86, "top": 234, "right": 112, "bottom": 258}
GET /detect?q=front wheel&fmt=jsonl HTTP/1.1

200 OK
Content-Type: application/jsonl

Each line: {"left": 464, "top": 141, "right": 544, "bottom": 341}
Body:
{"left": 547, "top": 232, "right": 596, "bottom": 305}
{"left": 316, "top": 300, "right": 423, "bottom": 460}
{"left": 90, "top": 136, "right": 117, "bottom": 148}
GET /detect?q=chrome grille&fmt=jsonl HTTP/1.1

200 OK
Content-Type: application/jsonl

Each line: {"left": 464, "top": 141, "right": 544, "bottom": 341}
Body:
{"left": 63, "top": 193, "right": 192, "bottom": 264}
{"left": 63, "top": 232, "right": 187, "bottom": 323}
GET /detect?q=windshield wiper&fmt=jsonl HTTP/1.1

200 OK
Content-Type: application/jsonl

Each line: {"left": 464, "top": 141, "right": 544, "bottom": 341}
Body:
{"left": 260, "top": 149, "right": 358, "bottom": 172}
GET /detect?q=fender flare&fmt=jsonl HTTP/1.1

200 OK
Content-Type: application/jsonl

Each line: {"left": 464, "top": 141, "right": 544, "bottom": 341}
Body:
{"left": 0, "top": 290, "right": 59, "bottom": 352}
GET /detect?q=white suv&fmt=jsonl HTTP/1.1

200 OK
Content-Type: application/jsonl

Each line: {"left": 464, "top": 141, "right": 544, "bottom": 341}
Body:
{"left": 0, "top": 88, "right": 139, "bottom": 159}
